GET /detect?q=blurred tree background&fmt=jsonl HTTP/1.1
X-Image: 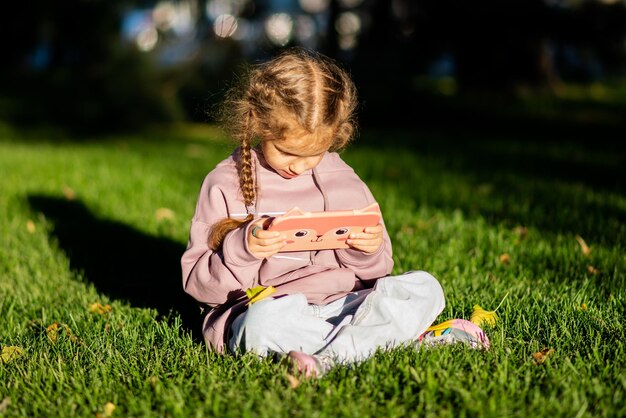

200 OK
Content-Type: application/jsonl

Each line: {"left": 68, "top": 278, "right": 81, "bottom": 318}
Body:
{"left": 1, "top": 0, "right": 625, "bottom": 133}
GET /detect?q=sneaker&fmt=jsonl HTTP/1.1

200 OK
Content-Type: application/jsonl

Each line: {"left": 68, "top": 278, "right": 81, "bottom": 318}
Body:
{"left": 418, "top": 319, "right": 490, "bottom": 349}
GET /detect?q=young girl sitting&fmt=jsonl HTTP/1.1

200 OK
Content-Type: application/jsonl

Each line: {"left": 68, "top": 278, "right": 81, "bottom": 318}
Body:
{"left": 181, "top": 49, "right": 488, "bottom": 377}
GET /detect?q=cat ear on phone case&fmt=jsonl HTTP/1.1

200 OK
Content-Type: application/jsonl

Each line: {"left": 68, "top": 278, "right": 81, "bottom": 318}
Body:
{"left": 266, "top": 204, "right": 381, "bottom": 252}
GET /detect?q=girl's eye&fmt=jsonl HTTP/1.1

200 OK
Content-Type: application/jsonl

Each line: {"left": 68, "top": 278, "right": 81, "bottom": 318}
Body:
{"left": 335, "top": 228, "right": 349, "bottom": 235}
{"left": 294, "top": 230, "right": 308, "bottom": 238}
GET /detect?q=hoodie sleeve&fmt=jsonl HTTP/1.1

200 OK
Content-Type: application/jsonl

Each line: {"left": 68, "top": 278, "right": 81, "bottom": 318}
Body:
{"left": 334, "top": 182, "right": 394, "bottom": 283}
{"left": 181, "top": 173, "right": 263, "bottom": 307}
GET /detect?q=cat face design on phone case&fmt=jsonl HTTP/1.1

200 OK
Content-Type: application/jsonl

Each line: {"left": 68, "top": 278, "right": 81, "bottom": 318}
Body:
{"left": 267, "top": 204, "right": 381, "bottom": 252}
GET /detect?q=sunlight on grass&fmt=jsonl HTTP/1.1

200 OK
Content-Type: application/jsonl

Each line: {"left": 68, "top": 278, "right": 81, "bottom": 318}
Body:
{"left": 0, "top": 123, "right": 624, "bottom": 417}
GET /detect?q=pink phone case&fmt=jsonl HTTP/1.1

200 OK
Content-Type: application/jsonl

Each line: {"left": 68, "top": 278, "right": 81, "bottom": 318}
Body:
{"left": 266, "top": 203, "right": 381, "bottom": 252}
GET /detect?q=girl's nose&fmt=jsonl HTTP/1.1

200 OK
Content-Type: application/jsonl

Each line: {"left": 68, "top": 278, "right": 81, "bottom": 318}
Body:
{"left": 290, "top": 159, "right": 308, "bottom": 174}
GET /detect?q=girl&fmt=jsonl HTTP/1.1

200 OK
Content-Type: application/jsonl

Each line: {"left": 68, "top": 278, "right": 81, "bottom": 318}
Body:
{"left": 181, "top": 49, "right": 488, "bottom": 377}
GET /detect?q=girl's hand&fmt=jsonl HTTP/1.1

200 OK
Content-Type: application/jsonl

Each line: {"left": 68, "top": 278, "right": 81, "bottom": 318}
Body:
{"left": 247, "top": 219, "right": 286, "bottom": 259}
{"left": 346, "top": 223, "right": 383, "bottom": 254}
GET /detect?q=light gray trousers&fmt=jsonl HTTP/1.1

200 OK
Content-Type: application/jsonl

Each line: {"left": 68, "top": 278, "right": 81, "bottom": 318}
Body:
{"left": 228, "top": 271, "right": 445, "bottom": 363}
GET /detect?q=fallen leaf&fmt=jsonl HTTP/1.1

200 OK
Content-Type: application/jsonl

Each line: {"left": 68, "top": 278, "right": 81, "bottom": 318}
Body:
{"left": 0, "top": 397, "right": 10, "bottom": 413}
{"left": 286, "top": 373, "right": 300, "bottom": 389}
{"left": 155, "top": 207, "right": 175, "bottom": 221}
{"left": 469, "top": 292, "right": 509, "bottom": 328}
{"left": 246, "top": 285, "right": 276, "bottom": 305}
{"left": 1, "top": 346, "right": 25, "bottom": 363}
{"left": 96, "top": 402, "right": 116, "bottom": 418}
{"left": 470, "top": 305, "right": 498, "bottom": 327}
{"left": 587, "top": 265, "right": 599, "bottom": 275}
{"left": 532, "top": 348, "right": 555, "bottom": 365}
{"left": 46, "top": 322, "right": 78, "bottom": 343}
{"left": 513, "top": 226, "right": 528, "bottom": 239}
{"left": 499, "top": 253, "right": 511, "bottom": 265}
{"left": 89, "top": 303, "right": 113, "bottom": 315}
{"left": 575, "top": 235, "right": 591, "bottom": 256}
{"left": 103, "top": 402, "right": 116, "bottom": 417}
{"left": 62, "top": 186, "right": 75, "bottom": 200}
{"left": 148, "top": 376, "right": 159, "bottom": 388}
{"left": 26, "top": 220, "right": 36, "bottom": 233}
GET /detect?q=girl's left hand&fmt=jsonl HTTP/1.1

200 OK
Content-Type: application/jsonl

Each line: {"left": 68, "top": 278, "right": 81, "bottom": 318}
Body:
{"left": 346, "top": 223, "right": 383, "bottom": 254}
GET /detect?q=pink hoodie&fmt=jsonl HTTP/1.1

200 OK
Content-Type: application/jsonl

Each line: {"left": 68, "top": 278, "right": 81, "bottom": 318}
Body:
{"left": 181, "top": 148, "right": 394, "bottom": 351}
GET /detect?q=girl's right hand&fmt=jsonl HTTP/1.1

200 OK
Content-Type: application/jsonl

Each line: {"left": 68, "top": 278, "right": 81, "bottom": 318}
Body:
{"left": 247, "top": 219, "right": 286, "bottom": 259}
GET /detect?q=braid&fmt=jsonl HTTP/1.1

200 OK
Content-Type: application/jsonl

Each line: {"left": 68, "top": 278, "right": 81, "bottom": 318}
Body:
{"left": 208, "top": 111, "right": 256, "bottom": 250}
{"left": 238, "top": 113, "right": 256, "bottom": 208}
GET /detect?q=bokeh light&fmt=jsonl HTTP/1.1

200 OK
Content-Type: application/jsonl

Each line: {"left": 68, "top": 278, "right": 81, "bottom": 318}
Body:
{"left": 137, "top": 27, "right": 159, "bottom": 51}
{"left": 265, "top": 13, "right": 293, "bottom": 46}
{"left": 206, "top": 0, "right": 247, "bottom": 19}
{"left": 153, "top": 2, "right": 176, "bottom": 31}
{"left": 335, "top": 11, "right": 360, "bottom": 50}
{"left": 295, "top": 15, "right": 316, "bottom": 42}
{"left": 214, "top": 14, "right": 238, "bottom": 38}
{"left": 299, "top": 0, "right": 329, "bottom": 14}
{"left": 335, "top": 11, "right": 361, "bottom": 36}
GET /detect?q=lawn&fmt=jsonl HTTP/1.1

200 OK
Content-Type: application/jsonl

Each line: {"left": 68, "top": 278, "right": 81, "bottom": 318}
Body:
{"left": 0, "top": 120, "right": 624, "bottom": 417}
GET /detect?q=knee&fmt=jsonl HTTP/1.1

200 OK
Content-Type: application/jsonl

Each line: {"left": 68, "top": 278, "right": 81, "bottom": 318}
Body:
{"left": 398, "top": 271, "right": 445, "bottom": 309}
{"left": 240, "top": 294, "right": 307, "bottom": 344}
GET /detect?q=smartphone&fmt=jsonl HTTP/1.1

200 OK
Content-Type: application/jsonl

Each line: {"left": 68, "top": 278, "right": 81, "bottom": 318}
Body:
{"left": 266, "top": 203, "right": 381, "bottom": 252}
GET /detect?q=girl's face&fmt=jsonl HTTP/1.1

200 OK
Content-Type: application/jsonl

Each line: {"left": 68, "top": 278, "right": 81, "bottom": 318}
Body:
{"left": 260, "top": 137, "right": 328, "bottom": 179}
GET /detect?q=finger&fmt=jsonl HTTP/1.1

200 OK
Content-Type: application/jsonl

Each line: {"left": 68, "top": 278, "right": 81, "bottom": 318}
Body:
{"left": 250, "top": 244, "right": 284, "bottom": 258}
{"left": 252, "top": 235, "right": 287, "bottom": 247}
{"left": 347, "top": 243, "right": 380, "bottom": 254}
{"left": 363, "top": 225, "right": 383, "bottom": 234}
{"left": 250, "top": 239, "right": 287, "bottom": 253}
{"left": 254, "top": 229, "right": 283, "bottom": 239}
{"left": 346, "top": 238, "right": 382, "bottom": 251}
{"left": 348, "top": 232, "right": 382, "bottom": 241}
{"left": 347, "top": 239, "right": 381, "bottom": 249}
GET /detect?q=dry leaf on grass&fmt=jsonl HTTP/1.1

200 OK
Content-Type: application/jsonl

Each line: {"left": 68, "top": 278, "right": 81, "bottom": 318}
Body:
{"left": 1, "top": 346, "right": 25, "bottom": 363}
{"left": 0, "top": 397, "right": 10, "bottom": 413}
{"left": 96, "top": 402, "right": 116, "bottom": 418}
{"left": 286, "top": 374, "right": 301, "bottom": 389}
{"left": 470, "top": 305, "right": 498, "bottom": 327}
{"left": 26, "top": 220, "right": 36, "bottom": 233}
{"left": 62, "top": 186, "right": 76, "bottom": 200}
{"left": 89, "top": 303, "right": 113, "bottom": 315}
{"left": 513, "top": 226, "right": 528, "bottom": 240}
{"left": 155, "top": 207, "right": 175, "bottom": 221}
{"left": 575, "top": 235, "right": 591, "bottom": 256}
{"left": 148, "top": 376, "right": 159, "bottom": 388}
{"left": 46, "top": 322, "right": 79, "bottom": 343}
{"left": 533, "top": 348, "right": 555, "bottom": 365}
{"left": 470, "top": 292, "right": 509, "bottom": 328}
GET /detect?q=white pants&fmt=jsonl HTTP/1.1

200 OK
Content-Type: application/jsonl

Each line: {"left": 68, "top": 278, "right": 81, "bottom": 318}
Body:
{"left": 228, "top": 271, "right": 445, "bottom": 363}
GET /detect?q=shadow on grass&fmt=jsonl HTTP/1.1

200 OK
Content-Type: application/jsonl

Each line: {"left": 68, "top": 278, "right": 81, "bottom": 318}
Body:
{"left": 28, "top": 195, "right": 204, "bottom": 341}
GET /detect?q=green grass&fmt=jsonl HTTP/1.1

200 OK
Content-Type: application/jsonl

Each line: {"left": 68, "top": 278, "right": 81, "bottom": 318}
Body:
{"left": 1, "top": 121, "right": 625, "bottom": 417}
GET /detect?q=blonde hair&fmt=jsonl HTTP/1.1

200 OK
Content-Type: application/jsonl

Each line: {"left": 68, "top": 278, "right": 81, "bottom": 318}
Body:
{"left": 209, "top": 48, "right": 358, "bottom": 250}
